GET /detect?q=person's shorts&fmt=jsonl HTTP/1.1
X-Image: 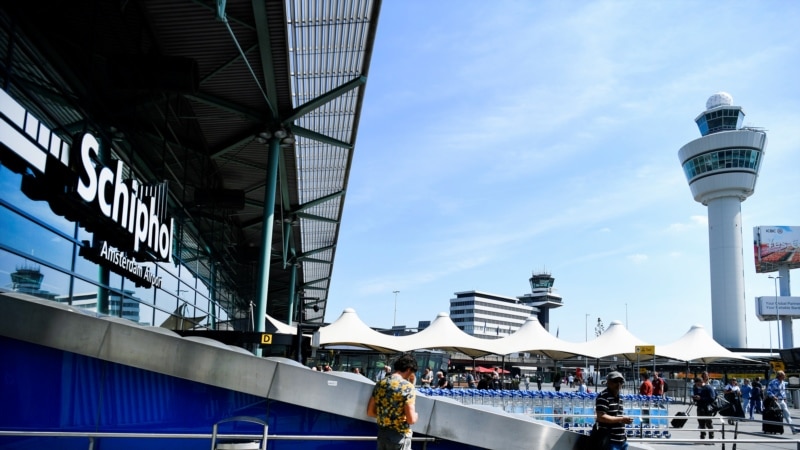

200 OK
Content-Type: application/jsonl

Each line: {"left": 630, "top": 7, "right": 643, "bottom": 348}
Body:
{"left": 377, "top": 427, "right": 412, "bottom": 450}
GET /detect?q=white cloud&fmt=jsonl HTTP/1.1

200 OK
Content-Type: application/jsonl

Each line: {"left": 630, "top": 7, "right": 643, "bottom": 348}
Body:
{"left": 628, "top": 254, "right": 649, "bottom": 264}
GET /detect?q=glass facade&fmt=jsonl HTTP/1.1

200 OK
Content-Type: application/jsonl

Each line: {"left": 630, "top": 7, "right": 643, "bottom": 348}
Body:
{"left": 681, "top": 148, "right": 762, "bottom": 182}
{"left": 696, "top": 107, "right": 744, "bottom": 136}
{"left": 0, "top": 91, "right": 231, "bottom": 330}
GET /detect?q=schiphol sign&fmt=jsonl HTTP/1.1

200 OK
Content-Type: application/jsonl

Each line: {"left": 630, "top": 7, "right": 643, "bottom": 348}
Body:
{"left": 755, "top": 296, "right": 800, "bottom": 321}
{"left": 81, "top": 241, "right": 163, "bottom": 289}
{"left": 75, "top": 133, "right": 173, "bottom": 262}
{"left": 0, "top": 122, "right": 173, "bottom": 288}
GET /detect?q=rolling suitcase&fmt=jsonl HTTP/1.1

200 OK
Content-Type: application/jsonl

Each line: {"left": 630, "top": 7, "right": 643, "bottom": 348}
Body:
{"left": 671, "top": 404, "right": 692, "bottom": 428}
{"left": 762, "top": 399, "right": 784, "bottom": 434}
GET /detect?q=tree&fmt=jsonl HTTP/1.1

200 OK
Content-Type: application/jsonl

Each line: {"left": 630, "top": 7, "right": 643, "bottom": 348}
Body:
{"left": 595, "top": 318, "right": 605, "bottom": 337}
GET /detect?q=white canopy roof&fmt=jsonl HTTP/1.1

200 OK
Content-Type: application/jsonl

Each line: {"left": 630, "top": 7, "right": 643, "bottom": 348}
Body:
{"left": 571, "top": 320, "right": 652, "bottom": 361}
{"left": 655, "top": 324, "right": 759, "bottom": 364}
{"left": 314, "top": 308, "right": 402, "bottom": 353}
{"left": 313, "top": 310, "right": 764, "bottom": 365}
{"left": 266, "top": 313, "right": 297, "bottom": 335}
{"left": 489, "top": 316, "right": 583, "bottom": 360}
{"left": 394, "top": 312, "right": 498, "bottom": 358}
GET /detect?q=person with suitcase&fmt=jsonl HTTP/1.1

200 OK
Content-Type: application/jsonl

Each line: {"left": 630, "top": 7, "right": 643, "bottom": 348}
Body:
{"left": 750, "top": 377, "right": 764, "bottom": 419}
{"left": 766, "top": 370, "right": 797, "bottom": 434}
{"left": 692, "top": 377, "right": 715, "bottom": 440}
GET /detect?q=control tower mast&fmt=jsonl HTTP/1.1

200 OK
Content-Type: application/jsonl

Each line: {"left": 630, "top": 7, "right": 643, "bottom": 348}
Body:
{"left": 678, "top": 92, "right": 767, "bottom": 347}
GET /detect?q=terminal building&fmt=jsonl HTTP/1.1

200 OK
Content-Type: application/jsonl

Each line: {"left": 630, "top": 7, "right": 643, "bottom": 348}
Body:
{"left": 450, "top": 272, "right": 564, "bottom": 338}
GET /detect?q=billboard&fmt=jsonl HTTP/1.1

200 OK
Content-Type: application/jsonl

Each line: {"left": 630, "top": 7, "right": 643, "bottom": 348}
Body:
{"left": 753, "top": 226, "right": 800, "bottom": 273}
{"left": 755, "top": 296, "right": 800, "bottom": 321}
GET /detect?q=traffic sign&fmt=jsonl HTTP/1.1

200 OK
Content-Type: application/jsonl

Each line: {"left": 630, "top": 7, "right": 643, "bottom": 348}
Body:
{"left": 635, "top": 345, "right": 655, "bottom": 355}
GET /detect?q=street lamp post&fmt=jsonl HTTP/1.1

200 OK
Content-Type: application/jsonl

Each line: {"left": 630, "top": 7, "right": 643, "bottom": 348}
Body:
{"left": 770, "top": 275, "right": 782, "bottom": 349}
{"left": 585, "top": 313, "right": 590, "bottom": 371}
{"left": 585, "top": 314, "right": 590, "bottom": 341}
{"left": 392, "top": 290, "right": 400, "bottom": 328}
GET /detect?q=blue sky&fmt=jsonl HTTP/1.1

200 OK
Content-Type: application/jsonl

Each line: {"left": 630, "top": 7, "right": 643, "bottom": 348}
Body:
{"left": 325, "top": 1, "right": 800, "bottom": 349}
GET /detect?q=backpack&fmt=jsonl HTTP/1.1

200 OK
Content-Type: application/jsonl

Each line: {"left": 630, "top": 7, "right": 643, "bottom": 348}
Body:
{"left": 663, "top": 379, "right": 668, "bottom": 392}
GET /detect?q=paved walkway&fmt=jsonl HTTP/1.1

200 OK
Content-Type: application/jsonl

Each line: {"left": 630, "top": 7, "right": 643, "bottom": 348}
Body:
{"left": 515, "top": 384, "right": 800, "bottom": 449}
{"left": 636, "top": 401, "right": 800, "bottom": 449}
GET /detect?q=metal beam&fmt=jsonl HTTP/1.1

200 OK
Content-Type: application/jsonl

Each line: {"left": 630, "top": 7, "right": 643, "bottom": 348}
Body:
{"left": 283, "top": 76, "right": 366, "bottom": 125}
{"left": 210, "top": 128, "right": 264, "bottom": 159}
{"left": 291, "top": 126, "right": 353, "bottom": 150}
{"left": 185, "top": 92, "right": 263, "bottom": 122}
{"left": 296, "top": 191, "right": 345, "bottom": 212}
{"left": 250, "top": 0, "right": 280, "bottom": 120}
{"left": 295, "top": 211, "right": 339, "bottom": 224}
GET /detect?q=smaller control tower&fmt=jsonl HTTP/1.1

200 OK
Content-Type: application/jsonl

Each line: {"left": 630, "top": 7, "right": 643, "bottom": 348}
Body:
{"left": 518, "top": 271, "right": 563, "bottom": 332}
{"left": 678, "top": 92, "right": 767, "bottom": 348}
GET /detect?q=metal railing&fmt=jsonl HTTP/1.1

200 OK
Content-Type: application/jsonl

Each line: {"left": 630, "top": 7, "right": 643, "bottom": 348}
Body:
{"left": 0, "top": 430, "right": 436, "bottom": 450}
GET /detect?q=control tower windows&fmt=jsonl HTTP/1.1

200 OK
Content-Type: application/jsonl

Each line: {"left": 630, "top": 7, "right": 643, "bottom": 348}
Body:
{"left": 682, "top": 148, "right": 762, "bottom": 181}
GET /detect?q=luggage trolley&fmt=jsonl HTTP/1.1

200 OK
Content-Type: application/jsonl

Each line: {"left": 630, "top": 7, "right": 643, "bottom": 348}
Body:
{"left": 211, "top": 416, "right": 269, "bottom": 450}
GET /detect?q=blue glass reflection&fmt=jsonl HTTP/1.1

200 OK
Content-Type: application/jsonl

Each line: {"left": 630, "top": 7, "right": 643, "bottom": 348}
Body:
{"left": 682, "top": 148, "right": 761, "bottom": 181}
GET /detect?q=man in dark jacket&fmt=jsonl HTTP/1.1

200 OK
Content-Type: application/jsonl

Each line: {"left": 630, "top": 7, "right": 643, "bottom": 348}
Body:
{"left": 692, "top": 377, "right": 715, "bottom": 440}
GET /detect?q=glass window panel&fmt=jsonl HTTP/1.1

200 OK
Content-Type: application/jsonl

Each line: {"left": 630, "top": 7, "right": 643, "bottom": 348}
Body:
{"left": 137, "top": 303, "right": 156, "bottom": 328}
{"left": 0, "top": 250, "right": 66, "bottom": 299}
{"left": 49, "top": 133, "right": 63, "bottom": 159}
{"left": 1, "top": 89, "right": 27, "bottom": 128}
{"left": 60, "top": 141, "right": 71, "bottom": 165}
{"left": 0, "top": 169, "right": 76, "bottom": 236}
{"left": 125, "top": 277, "right": 157, "bottom": 326}
{"left": 24, "top": 114, "right": 39, "bottom": 139}
{"left": 154, "top": 269, "right": 179, "bottom": 327}
{"left": 37, "top": 123, "right": 50, "bottom": 149}
{"left": 0, "top": 206, "right": 75, "bottom": 270}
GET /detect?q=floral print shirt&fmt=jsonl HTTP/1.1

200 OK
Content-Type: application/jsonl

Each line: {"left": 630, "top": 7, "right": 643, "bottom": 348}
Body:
{"left": 371, "top": 374, "right": 416, "bottom": 435}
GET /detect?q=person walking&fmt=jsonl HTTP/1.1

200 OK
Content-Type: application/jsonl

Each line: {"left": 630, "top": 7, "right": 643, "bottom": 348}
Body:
{"left": 595, "top": 371, "right": 634, "bottom": 450}
{"left": 366, "top": 354, "right": 419, "bottom": 450}
{"left": 652, "top": 371, "right": 665, "bottom": 399}
{"left": 766, "top": 370, "right": 797, "bottom": 434}
{"left": 465, "top": 370, "right": 476, "bottom": 388}
{"left": 638, "top": 372, "right": 653, "bottom": 396}
{"left": 750, "top": 377, "right": 764, "bottom": 419}
{"left": 692, "top": 377, "right": 715, "bottom": 441}
{"left": 536, "top": 375, "right": 543, "bottom": 391}
{"left": 740, "top": 378, "right": 752, "bottom": 419}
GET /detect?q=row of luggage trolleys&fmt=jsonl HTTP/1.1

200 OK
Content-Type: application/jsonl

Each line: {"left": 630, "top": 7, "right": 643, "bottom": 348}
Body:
{"left": 417, "top": 388, "right": 673, "bottom": 438}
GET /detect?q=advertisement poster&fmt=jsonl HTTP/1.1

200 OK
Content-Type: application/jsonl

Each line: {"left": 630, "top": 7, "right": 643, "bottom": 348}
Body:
{"left": 753, "top": 226, "right": 800, "bottom": 273}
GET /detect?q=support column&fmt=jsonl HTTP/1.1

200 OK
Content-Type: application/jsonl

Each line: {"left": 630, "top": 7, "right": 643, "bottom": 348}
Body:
{"left": 287, "top": 263, "right": 297, "bottom": 325}
{"left": 779, "top": 266, "right": 793, "bottom": 349}
{"left": 254, "top": 137, "right": 281, "bottom": 356}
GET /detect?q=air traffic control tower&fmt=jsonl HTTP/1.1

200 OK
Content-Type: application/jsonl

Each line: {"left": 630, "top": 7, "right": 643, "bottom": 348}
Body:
{"left": 678, "top": 92, "right": 767, "bottom": 348}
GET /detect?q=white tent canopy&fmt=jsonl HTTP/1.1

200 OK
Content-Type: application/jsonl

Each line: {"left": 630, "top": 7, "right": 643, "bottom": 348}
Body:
{"left": 394, "top": 312, "right": 498, "bottom": 358}
{"left": 490, "top": 316, "right": 583, "bottom": 360}
{"left": 655, "top": 324, "right": 759, "bottom": 364}
{"left": 314, "top": 308, "right": 403, "bottom": 353}
{"left": 570, "top": 320, "right": 652, "bottom": 361}
{"left": 313, "top": 309, "right": 763, "bottom": 365}
{"left": 266, "top": 313, "right": 297, "bottom": 335}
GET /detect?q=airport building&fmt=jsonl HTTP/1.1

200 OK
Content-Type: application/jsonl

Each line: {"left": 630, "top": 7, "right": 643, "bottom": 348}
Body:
{"left": 450, "top": 272, "right": 564, "bottom": 338}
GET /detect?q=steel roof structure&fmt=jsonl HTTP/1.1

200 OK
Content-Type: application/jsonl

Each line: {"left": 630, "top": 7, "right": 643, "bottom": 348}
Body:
{"left": 0, "top": 0, "right": 382, "bottom": 327}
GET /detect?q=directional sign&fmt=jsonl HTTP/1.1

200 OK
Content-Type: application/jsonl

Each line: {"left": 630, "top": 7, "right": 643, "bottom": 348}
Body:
{"left": 635, "top": 345, "right": 655, "bottom": 355}
{"left": 770, "top": 360, "right": 785, "bottom": 371}
{"left": 260, "top": 333, "right": 273, "bottom": 345}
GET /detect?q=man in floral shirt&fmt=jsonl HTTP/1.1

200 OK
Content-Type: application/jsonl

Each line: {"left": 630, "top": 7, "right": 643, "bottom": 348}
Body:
{"left": 367, "top": 353, "right": 419, "bottom": 449}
